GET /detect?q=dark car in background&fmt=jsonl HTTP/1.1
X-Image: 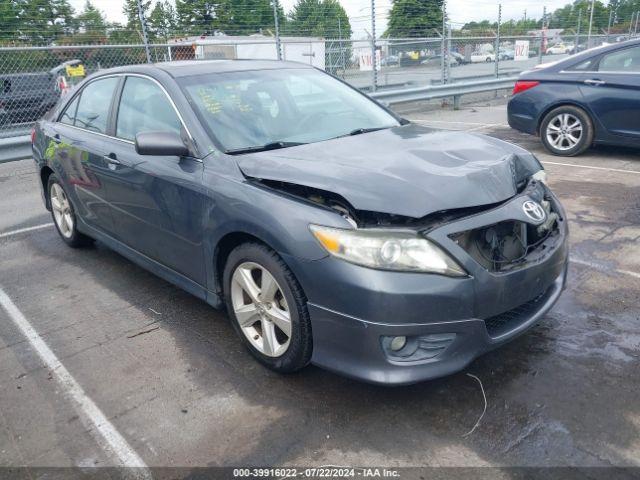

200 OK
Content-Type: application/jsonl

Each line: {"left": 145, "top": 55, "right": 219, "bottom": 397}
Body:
{"left": 1, "top": 72, "right": 59, "bottom": 128}
{"left": 0, "top": 60, "right": 83, "bottom": 130}
{"left": 32, "top": 60, "right": 568, "bottom": 385}
{"left": 508, "top": 39, "right": 640, "bottom": 156}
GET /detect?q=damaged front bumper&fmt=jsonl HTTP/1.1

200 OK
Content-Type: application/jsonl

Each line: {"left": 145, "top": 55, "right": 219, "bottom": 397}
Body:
{"left": 281, "top": 184, "right": 569, "bottom": 385}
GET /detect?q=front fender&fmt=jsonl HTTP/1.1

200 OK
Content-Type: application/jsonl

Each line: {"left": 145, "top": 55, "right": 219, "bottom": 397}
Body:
{"left": 200, "top": 170, "right": 353, "bottom": 292}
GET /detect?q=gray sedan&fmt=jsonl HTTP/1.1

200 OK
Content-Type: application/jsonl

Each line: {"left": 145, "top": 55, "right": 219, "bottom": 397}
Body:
{"left": 32, "top": 60, "right": 568, "bottom": 385}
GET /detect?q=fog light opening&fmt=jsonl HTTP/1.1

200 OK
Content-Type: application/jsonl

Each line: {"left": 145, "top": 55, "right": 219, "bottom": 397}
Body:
{"left": 390, "top": 336, "right": 407, "bottom": 352}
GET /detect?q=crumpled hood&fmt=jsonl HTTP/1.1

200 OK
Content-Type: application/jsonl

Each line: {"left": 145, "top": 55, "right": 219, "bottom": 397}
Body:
{"left": 236, "top": 124, "right": 543, "bottom": 218}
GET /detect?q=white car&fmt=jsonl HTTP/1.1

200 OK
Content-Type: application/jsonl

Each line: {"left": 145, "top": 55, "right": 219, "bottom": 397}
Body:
{"left": 470, "top": 52, "right": 495, "bottom": 63}
{"left": 546, "top": 44, "right": 572, "bottom": 55}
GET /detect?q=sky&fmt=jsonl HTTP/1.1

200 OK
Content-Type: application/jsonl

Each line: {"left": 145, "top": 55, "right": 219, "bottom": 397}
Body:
{"left": 69, "top": 0, "right": 576, "bottom": 38}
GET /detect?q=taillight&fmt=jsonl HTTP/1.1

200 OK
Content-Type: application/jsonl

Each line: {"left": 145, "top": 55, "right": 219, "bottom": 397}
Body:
{"left": 30, "top": 128, "right": 36, "bottom": 144}
{"left": 513, "top": 81, "right": 540, "bottom": 95}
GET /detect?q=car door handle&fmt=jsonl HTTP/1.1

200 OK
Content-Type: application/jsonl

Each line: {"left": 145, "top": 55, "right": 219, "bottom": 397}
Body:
{"left": 104, "top": 154, "right": 121, "bottom": 170}
{"left": 584, "top": 79, "right": 606, "bottom": 86}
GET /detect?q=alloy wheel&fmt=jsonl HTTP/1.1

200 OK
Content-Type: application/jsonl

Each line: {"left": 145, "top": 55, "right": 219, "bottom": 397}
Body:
{"left": 231, "top": 262, "right": 292, "bottom": 358}
{"left": 546, "top": 113, "right": 583, "bottom": 151}
{"left": 50, "top": 183, "right": 74, "bottom": 239}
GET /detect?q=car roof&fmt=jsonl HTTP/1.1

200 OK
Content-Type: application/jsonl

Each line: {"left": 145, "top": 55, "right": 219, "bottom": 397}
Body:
{"left": 94, "top": 59, "right": 313, "bottom": 79}
{"left": 550, "top": 38, "right": 640, "bottom": 69}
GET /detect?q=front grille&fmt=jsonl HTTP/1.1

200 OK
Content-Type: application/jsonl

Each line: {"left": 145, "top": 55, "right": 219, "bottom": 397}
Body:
{"left": 483, "top": 287, "right": 553, "bottom": 338}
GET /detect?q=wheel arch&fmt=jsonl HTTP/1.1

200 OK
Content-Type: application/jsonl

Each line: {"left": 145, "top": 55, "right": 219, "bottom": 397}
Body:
{"left": 536, "top": 101, "right": 594, "bottom": 135}
{"left": 40, "top": 165, "right": 55, "bottom": 210}
{"left": 213, "top": 231, "right": 272, "bottom": 298}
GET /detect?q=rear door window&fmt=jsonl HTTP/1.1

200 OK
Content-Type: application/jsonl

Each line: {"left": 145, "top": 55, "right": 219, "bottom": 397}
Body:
{"left": 116, "top": 76, "right": 182, "bottom": 142}
{"left": 59, "top": 95, "right": 79, "bottom": 125}
{"left": 73, "top": 77, "right": 119, "bottom": 134}
{"left": 566, "top": 58, "right": 596, "bottom": 71}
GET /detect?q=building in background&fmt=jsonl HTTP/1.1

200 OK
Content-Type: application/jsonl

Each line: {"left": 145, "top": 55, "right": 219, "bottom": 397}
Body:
{"left": 168, "top": 34, "right": 326, "bottom": 70}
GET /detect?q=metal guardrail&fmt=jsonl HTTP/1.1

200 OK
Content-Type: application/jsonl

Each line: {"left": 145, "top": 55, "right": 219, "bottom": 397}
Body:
{"left": 0, "top": 135, "right": 31, "bottom": 164}
{"left": 0, "top": 77, "right": 518, "bottom": 164}
{"left": 371, "top": 76, "right": 518, "bottom": 109}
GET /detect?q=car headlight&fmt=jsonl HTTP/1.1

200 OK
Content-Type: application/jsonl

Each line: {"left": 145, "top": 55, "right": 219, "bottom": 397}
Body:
{"left": 532, "top": 169, "right": 548, "bottom": 184}
{"left": 310, "top": 225, "right": 467, "bottom": 276}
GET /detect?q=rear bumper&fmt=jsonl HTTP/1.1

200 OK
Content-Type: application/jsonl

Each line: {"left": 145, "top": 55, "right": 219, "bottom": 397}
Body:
{"left": 507, "top": 98, "right": 538, "bottom": 135}
{"left": 307, "top": 263, "right": 567, "bottom": 385}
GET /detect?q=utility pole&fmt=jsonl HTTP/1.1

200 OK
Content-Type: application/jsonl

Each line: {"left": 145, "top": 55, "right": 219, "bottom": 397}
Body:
{"left": 576, "top": 9, "right": 582, "bottom": 52}
{"left": 630, "top": 12, "right": 635, "bottom": 39}
{"left": 272, "top": 0, "right": 282, "bottom": 60}
{"left": 539, "top": 6, "right": 546, "bottom": 64}
{"left": 137, "top": 0, "right": 151, "bottom": 63}
{"left": 587, "top": 0, "right": 595, "bottom": 47}
{"left": 495, "top": 4, "right": 502, "bottom": 78}
{"left": 635, "top": 11, "right": 639, "bottom": 35}
{"left": 441, "top": 0, "right": 448, "bottom": 84}
{"left": 370, "top": 0, "right": 377, "bottom": 92}
{"left": 446, "top": 23, "right": 452, "bottom": 84}
{"left": 338, "top": 17, "right": 345, "bottom": 75}
{"left": 607, "top": 7, "right": 613, "bottom": 41}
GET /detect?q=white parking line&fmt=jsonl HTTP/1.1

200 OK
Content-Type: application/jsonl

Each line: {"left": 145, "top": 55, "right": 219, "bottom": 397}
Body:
{"left": 413, "top": 119, "right": 500, "bottom": 126}
{"left": 571, "top": 258, "right": 640, "bottom": 280}
{"left": 0, "top": 223, "right": 53, "bottom": 239}
{"left": 542, "top": 161, "right": 640, "bottom": 175}
{"left": 413, "top": 120, "right": 510, "bottom": 130}
{"left": 0, "top": 288, "right": 150, "bottom": 473}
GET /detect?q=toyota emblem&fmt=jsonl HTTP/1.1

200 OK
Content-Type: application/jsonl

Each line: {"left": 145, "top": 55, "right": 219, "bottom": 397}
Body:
{"left": 522, "top": 200, "right": 546, "bottom": 223}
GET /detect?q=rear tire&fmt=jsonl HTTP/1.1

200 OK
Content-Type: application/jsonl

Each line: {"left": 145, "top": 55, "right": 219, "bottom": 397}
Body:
{"left": 223, "top": 242, "right": 312, "bottom": 374}
{"left": 47, "top": 174, "right": 93, "bottom": 248}
{"left": 540, "top": 105, "right": 594, "bottom": 156}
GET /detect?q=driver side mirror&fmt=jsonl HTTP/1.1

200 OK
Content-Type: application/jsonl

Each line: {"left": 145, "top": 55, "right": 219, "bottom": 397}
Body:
{"left": 135, "top": 131, "right": 189, "bottom": 157}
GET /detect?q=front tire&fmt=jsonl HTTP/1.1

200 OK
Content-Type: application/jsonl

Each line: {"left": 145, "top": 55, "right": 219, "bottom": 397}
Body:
{"left": 223, "top": 243, "right": 312, "bottom": 374}
{"left": 540, "top": 105, "right": 594, "bottom": 156}
{"left": 47, "top": 174, "right": 93, "bottom": 248}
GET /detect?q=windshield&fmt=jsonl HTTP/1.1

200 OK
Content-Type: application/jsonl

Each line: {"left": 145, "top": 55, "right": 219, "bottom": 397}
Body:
{"left": 179, "top": 68, "right": 400, "bottom": 153}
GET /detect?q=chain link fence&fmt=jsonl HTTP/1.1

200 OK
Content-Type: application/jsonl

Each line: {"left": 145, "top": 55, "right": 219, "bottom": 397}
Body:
{"left": 1, "top": 0, "right": 638, "bottom": 137}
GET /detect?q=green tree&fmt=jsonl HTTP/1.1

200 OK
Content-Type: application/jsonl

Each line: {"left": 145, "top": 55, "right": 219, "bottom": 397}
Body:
{"left": 123, "top": 0, "right": 152, "bottom": 29}
{"left": 387, "top": 0, "right": 443, "bottom": 38}
{"left": 286, "top": 0, "right": 351, "bottom": 38}
{"left": 0, "top": 0, "right": 23, "bottom": 43}
{"left": 148, "top": 0, "right": 177, "bottom": 39}
{"left": 548, "top": 0, "right": 609, "bottom": 31}
{"left": 460, "top": 20, "right": 497, "bottom": 35}
{"left": 498, "top": 18, "right": 541, "bottom": 36}
{"left": 226, "top": 0, "right": 285, "bottom": 36}
{"left": 175, "top": 0, "right": 231, "bottom": 35}
{"left": 115, "top": 0, "right": 152, "bottom": 44}
{"left": 598, "top": 0, "right": 639, "bottom": 34}
{"left": 19, "top": 0, "right": 75, "bottom": 44}
{"left": 74, "top": 1, "right": 107, "bottom": 38}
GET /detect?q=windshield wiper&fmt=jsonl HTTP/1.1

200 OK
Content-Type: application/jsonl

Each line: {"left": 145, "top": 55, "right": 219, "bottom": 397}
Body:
{"left": 337, "top": 126, "right": 391, "bottom": 139}
{"left": 225, "top": 141, "right": 306, "bottom": 155}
